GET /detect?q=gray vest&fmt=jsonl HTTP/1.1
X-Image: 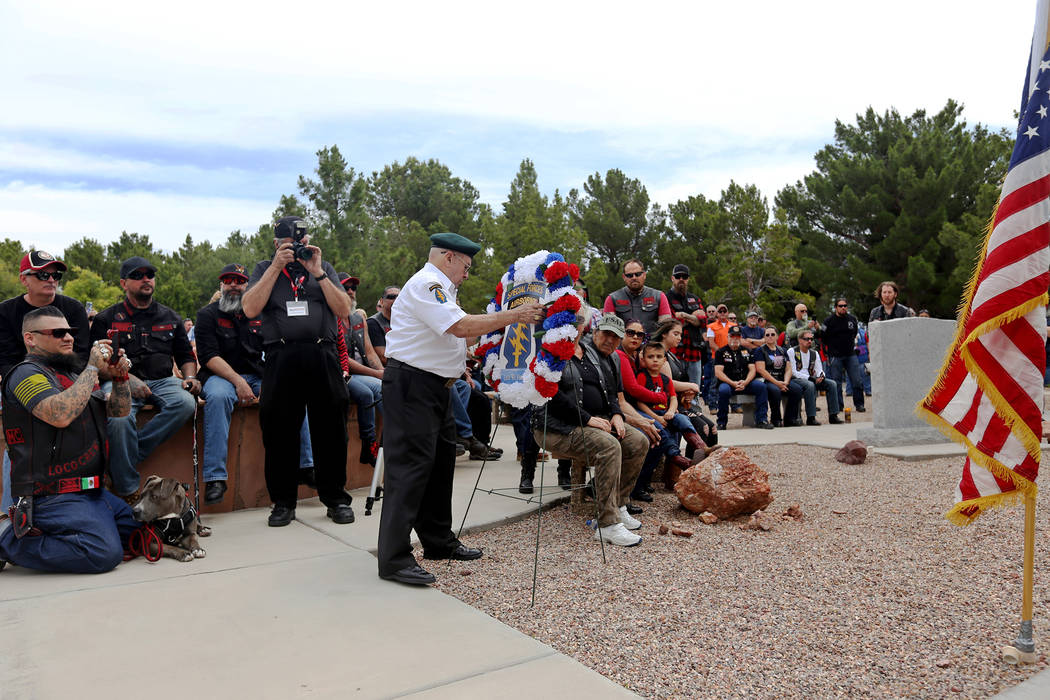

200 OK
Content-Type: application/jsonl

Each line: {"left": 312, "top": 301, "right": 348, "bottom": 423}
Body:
{"left": 608, "top": 286, "right": 664, "bottom": 331}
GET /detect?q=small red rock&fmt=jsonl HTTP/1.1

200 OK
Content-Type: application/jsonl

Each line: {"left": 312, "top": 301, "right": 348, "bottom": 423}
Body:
{"left": 784, "top": 504, "right": 804, "bottom": 520}
{"left": 747, "top": 511, "right": 776, "bottom": 531}
{"left": 835, "top": 439, "right": 868, "bottom": 465}
{"left": 936, "top": 659, "right": 951, "bottom": 668}
{"left": 671, "top": 528, "right": 693, "bottom": 537}
{"left": 460, "top": 570, "right": 472, "bottom": 576}
{"left": 658, "top": 524, "right": 670, "bottom": 535}
{"left": 699, "top": 512, "right": 719, "bottom": 525}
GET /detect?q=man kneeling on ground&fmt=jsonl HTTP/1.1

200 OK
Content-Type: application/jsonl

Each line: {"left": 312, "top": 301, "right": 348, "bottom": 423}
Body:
{"left": 533, "top": 312, "right": 658, "bottom": 547}
{"left": 0, "top": 306, "right": 139, "bottom": 574}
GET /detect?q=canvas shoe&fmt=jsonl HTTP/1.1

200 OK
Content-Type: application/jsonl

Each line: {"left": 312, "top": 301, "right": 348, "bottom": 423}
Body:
{"left": 592, "top": 522, "right": 642, "bottom": 547}
{"left": 618, "top": 505, "right": 642, "bottom": 530}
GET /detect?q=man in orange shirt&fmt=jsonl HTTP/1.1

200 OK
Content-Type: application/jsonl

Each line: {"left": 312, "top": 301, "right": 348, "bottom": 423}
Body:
{"left": 702, "top": 304, "right": 732, "bottom": 408}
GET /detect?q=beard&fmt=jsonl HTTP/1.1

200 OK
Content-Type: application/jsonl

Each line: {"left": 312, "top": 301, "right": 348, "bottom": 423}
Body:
{"left": 218, "top": 290, "right": 243, "bottom": 314}
{"left": 35, "top": 349, "right": 86, "bottom": 374}
{"left": 131, "top": 288, "right": 153, "bottom": 306}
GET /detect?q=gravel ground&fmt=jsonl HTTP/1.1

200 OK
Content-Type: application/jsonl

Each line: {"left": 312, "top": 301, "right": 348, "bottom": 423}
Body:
{"left": 431, "top": 444, "right": 1050, "bottom": 699}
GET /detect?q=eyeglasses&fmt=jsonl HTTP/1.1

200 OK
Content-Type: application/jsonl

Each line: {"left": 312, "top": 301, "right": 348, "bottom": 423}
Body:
{"left": 220, "top": 276, "right": 246, "bottom": 285}
{"left": 383, "top": 294, "right": 398, "bottom": 300}
{"left": 624, "top": 329, "right": 645, "bottom": 338}
{"left": 30, "top": 327, "right": 76, "bottom": 339}
{"left": 673, "top": 274, "right": 689, "bottom": 280}
{"left": 623, "top": 271, "right": 644, "bottom": 279}
{"left": 451, "top": 253, "right": 472, "bottom": 272}
{"left": 26, "top": 270, "right": 63, "bottom": 281}
{"left": 126, "top": 270, "right": 155, "bottom": 280}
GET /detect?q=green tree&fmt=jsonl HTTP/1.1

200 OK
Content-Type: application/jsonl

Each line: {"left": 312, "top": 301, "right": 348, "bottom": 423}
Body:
{"left": 104, "top": 232, "right": 157, "bottom": 282}
{"left": 61, "top": 267, "right": 123, "bottom": 310}
{"left": 568, "top": 168, "right": 662, "bottom": 299}
{"left": 368, "top": 156, "right": 483, "bottom": 236}
{"left": 0, "top": 238, "right": 26, "bottom": 300}
{"left": 61, "top": 237, "right": 106, "bottom": 283}
{"left": 660, "top": 194, "right": 725, "bottom": 297}
{"left": 776, "top": 100, "right": 1011, "bottom": 317}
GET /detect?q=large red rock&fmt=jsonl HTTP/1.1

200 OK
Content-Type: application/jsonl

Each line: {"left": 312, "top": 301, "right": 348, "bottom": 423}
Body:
{"left": 674, "top": 446, "right": 773, "bottom": 518}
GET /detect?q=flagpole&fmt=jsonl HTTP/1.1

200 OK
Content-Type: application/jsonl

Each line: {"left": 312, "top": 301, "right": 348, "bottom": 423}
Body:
{"left": 1003, "top": 492, "right": 1038, "bottom": 664}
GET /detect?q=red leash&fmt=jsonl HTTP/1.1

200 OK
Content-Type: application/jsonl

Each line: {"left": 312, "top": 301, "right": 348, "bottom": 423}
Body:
{"left": 124, "top": 524, "right": 163, "bottom": 562}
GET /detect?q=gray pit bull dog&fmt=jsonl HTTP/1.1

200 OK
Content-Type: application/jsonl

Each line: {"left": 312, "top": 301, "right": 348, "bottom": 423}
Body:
{"left": 131, "top": 476, "right": 209, "bottom": 562}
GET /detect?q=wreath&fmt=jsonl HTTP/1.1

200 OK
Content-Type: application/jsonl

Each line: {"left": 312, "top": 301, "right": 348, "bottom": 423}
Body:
{"left": 475, "top": 250, "right": 582, "bottom": 408}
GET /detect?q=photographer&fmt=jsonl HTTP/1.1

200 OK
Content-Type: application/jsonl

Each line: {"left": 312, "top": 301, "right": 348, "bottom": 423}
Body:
{"left": 241, "top": 216, "right": 354, "bottom": 528}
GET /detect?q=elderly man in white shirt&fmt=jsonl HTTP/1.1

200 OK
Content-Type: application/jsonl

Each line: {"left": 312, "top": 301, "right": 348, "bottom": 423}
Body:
{"left": 786, "top": 330, "right": 842, "bottom": 426}
{"left": 376, "top": 232, "right": 544, "bottom": 586}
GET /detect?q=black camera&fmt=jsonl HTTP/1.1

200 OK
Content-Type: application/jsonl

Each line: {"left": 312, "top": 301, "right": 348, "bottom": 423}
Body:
{"left": 275, "top": 216, "right": 313, "bottom": 261}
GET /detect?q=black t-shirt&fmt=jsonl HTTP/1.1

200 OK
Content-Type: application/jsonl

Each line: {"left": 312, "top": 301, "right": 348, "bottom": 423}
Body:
{"left": 0, "top": 294, "right": 90, "bottom": 377}
{"left": 714, "top": 345, "right": 754, "bottom": 382}
{"left": 90, "top": 299, "right": 196, "bottom": 380}
{"left": 194, "top": 301, "right": 265, "bottom": 379}
{"left": 753, "top": 345, "right": 789, "bottom": 381}
{"left": 248, "top": 260, "right": 340, "bottom": 344}
{"left": 367, "top": 312, "right": 390, "bottom": 348}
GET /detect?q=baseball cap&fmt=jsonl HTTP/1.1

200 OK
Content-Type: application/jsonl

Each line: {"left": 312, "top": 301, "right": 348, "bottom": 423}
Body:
{"left": 218, "top": 263, "right": 249, "bottom": 281}
{"left": 596, "top": 313, "right": 626, "bottom": 338}
{"left": 119, "top": 256, "right": 157, "bottom": 279}
{"left": 338, "top": 272, "right": 360, "bottom": 289}
{"left": 746, "top": 311, "right": 758, "bottom": 318}
{"left": 728, "top": 325, "right": 742, "bottom": 336}
{"left": 20, "top": 250, "right": 67, "bottom": 274}
{"left": 672, "top": 263, "right": 690, "bottom": 276}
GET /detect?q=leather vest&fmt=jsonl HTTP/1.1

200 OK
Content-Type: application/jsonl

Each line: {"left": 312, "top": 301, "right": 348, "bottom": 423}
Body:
{"left": 608, "top": 286, "right": 663, "bottom": 331}
{"left": 347, "top": 312, "right": 368, "bottom": 363}
{"left": 2, "top": 360, "right": 107, "bottom": 497}
{"left": 792, "top": 349, "right": 819, "bottom": 377}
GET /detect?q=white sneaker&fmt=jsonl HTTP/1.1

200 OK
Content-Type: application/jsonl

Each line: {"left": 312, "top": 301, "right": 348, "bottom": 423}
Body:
{"left": 592, "top": 522, "right": 642, "bottom": 547}
{"left": 618, "top": 505, "right": 642, "bottom": 530}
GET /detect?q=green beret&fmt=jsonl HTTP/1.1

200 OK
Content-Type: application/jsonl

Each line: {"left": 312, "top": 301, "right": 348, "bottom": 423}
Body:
{"left": 430, "top": 232, "right": 481, "bottom": 258}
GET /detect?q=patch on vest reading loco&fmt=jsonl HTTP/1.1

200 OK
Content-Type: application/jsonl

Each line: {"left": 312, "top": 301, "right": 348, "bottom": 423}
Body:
{"left": 428, "top": 283, "right": 448, "bottom": 304}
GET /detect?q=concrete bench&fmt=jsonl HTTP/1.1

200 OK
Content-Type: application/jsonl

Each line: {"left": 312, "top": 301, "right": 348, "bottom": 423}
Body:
{"left": 729, "top": 393, "right": 756, "bottom": 427}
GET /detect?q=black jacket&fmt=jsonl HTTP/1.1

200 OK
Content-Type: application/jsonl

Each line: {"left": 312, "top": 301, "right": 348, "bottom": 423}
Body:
{"left": 91, "top": 299, "right": 196, "bottom": 380}
{"left": 534, "top": 339, "right": 623, "bottom": 435}
{"left": 194, "top": 301, "right": 264, "bottom": 380}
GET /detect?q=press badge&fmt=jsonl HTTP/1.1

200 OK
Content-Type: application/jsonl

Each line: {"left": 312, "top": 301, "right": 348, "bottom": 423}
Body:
{"left": 286, "top": 301, "right": 309, "bottom": 317}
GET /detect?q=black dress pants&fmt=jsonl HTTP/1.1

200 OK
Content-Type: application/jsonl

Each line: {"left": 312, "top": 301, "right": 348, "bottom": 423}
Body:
{"left": 259, "top": 342, "right": 350, "bottom": 509}
{"left": 377, "top": 361, "right": 459, "bottom": 576}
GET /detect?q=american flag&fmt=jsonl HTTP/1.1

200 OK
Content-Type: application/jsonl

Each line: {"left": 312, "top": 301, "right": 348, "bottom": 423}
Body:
{"left": 919, "top": 2, "right": 1050, "bottom": 525}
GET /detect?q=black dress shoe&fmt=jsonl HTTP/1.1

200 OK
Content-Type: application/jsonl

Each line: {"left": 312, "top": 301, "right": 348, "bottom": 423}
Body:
{"left": 788, "top": 418, "right": 804, "bottom": 427}
{"left": 829, "top": 414, "right": 844, "bottom": 424}
{"left": 631, "top": 491, "right": 653, "bottom": 503}
{"left": 716, "top": 422, "right": 727, "bottom": 431}
{"left": 326, "top": 503, "right": 355, "bottom": 524}
{"left": 755, "top": 421, "right": 775, "bottom": 430}
{"left": 380, "top": 564, "right": 436, "bottom": 585}
{"left": 268, "top": 504, "right": 296, "bottom": 527}
{"left": 855, "top": 406, "right": 866, "bottom": 413}
{"left": 806, "top": 416, "right": 820, "bottom": 426}
{"left": 518, "top": 476, "right": 534, "bottom": 494}
{"left": 625, "top": 503, "right": 643, "bottom": 515}
{"left": 424, "top": 544, "right": 483, "bottom": 560}
{"left": 204, "top": 480, "right": 227, "bottom": 505}
{"left": 772, "top": 420, "right": 783, "bottom": 428}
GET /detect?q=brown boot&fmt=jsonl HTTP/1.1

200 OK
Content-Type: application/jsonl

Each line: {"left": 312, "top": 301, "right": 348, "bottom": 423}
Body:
{"left": 664, "top": 455, "right": 691, "bottom": 489}
{"left": 683, "top": 432, "right": 706, "bottom": 459}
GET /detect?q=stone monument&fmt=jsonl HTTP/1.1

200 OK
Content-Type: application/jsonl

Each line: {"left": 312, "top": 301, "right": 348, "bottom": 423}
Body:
{"left": 856, "top": 316, "right": 955, "bottom": 446}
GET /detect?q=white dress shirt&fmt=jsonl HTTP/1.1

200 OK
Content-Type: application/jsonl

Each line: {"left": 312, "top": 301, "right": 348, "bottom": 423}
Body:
{"left": 385, "top": 262, "right": 467, "bottom": 377}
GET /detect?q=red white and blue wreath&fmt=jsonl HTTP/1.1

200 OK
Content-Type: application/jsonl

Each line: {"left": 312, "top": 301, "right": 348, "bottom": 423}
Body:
{"left": 474, "top": 250, "right": 582, "bottom": 408}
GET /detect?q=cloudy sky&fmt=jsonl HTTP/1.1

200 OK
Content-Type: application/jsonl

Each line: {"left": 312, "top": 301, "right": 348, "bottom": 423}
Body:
{"left": 0, "top": 0, "right": 1037, "bottom": 253}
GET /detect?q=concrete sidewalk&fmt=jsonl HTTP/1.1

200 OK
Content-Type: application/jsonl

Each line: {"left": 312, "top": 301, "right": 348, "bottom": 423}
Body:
{"left": 2, "top": 420, "right": 1046, "bottom": 698}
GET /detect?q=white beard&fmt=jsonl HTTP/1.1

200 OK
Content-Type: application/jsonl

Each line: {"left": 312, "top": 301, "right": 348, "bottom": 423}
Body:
{"left": 218, "top": 291, "right": 243, "bottom": 314}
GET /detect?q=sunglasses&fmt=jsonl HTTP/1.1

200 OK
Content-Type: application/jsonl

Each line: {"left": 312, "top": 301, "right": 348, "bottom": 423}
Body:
{"left": 836, "top": 304, "right": 848, "bottom": 308}
{"left": 764, "top": 331, "right": 777, "bottom": 336}
{"left": 383, "top": 293, "right": 398, "bottom": 300}
{"left": 126, "top": 270, "right": 155, "bottom": 280}
{"left": 801, "top": 336, "right": 814, "bottom": 342}
{"left": 220, "top": 276, "right": 246, "bottom": 284}
{"left": 717, "top": 309, "right": 728, "bottom": 313}
{"left": 728, "top": 316, "right": 738, "bottom": 321}
{"left": 30, "top": 327, "right": 76, "bottom": 339}
{"left": 623, "top": 271, "right": 644, "bottom": 279}
{"left": 673, "top": 274, "right": 689, "bottom": 280}
{"left": 624, "top": 329, "right": 645, "bottom": 338}
{"left": 27, "top": 270, "right": 64, "bottom": 281}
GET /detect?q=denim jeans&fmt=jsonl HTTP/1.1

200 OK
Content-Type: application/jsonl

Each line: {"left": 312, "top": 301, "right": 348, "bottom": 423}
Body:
{"left": 347, "top": 374, "right": 383, "bottom": 441}
{"left": 717, "top": 380, "right": 768, "bottom": 424}
{"left": 200, "top": 373, "right": 313, "bottom": 482}
{"left": 107, "top": 376, "right": 197, "bottom": 496}
{"left": 789, "top": 376, "right": 840, "bottom": 418}
{"left": 451, "top": 379, "right": 474, "bottom": 438}
{"left": 1, "top": 450, "right": 10, "bottom": 512}
{"left": 0, "top": 490, "right": 139, "bottom": 574}
{"left": 701, "top": 359, "right": 717, "bottom": 406}
{"left": 827, "top": 354, "right": 866, "bottom": 410}
{"left": 764, "top": 380, "right": 803, "bottom": 423}
{"left": 511, "top": 406, "right": 538, "bottom": 460}
{"left": 685, "top": 360, "right": 704, "bottom": 390}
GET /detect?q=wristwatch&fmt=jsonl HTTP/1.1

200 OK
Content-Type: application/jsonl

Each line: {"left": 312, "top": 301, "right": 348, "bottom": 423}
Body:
{"left": 314, "top": 272, "right": 328, "bottom": 282}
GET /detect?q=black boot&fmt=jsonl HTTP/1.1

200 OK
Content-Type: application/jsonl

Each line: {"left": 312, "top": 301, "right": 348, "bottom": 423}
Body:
{"left": 557, "top": 460, "right": 571, "bottom": 490}
{"left": 519, "top": 457, "right": 536, "bottom": 494}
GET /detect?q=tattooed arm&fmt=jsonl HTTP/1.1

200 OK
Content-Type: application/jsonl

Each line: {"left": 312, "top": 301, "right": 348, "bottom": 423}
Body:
{"left": 31, "top": 366, "right": 101, "bottom": 428}
{"left": 106, "top": 375, "right": 131, "bottom": 418}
